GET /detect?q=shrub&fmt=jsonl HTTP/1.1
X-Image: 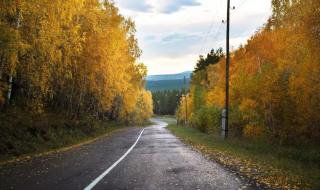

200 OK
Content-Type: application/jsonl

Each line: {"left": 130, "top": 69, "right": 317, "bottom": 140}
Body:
{"left": 190, "top": 106, "right": 221, "bottom": 135}
{"left": 243, "top": 124, "right": 264, "bottom": 139}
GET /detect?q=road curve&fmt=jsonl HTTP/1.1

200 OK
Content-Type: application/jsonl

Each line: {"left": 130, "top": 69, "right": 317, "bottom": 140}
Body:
{"left": 0, "top": 118, "right": 257, "bottom": 190}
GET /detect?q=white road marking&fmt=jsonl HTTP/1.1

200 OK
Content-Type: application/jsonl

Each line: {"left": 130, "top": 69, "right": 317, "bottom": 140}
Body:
{"left": 83, "top": 128, "right": 145, "bottom": 190}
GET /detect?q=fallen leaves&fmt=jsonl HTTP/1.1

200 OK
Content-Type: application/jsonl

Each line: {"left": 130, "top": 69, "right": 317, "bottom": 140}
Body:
{"left": 176, "top": 137, "right": 311, "bottom": 190}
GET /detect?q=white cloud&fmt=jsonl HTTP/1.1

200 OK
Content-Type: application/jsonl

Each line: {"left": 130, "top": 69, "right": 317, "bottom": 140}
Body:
{"left": 114, "top": 0, "right": 152, "bottom": 12}
{"left": 145, "top": 54, "right": 199, "bottom": 75}
{"left": 152, "top": 0, "right": 201, "bottom": 14}
{"left": 113, "top": 0, "right": 272, "bottom": 75}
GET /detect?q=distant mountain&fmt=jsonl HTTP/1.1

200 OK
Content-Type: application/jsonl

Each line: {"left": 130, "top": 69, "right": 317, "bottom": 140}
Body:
{"left": 146, "top": 71, "right": 192, "bottom": 81}
{"left": 146, "top": 71, "right": 192, "bottom": 92}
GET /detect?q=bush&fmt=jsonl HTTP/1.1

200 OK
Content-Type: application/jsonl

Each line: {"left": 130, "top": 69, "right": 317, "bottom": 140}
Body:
{"left": 243, "top": 124, "right": 264, "bottom": 139}
{"left": 0, "top": 108, "right": 124, "bottom": 161}
{"left": 229, "top": 107, "right": 247, "bottom": 137}
{"left": 190, "top": 106, "right": 221, "bottom": 135}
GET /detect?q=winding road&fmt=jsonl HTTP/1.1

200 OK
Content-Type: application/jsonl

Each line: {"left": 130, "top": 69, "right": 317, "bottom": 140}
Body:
{"left": 0, "top": 118, "right": 258, "bottom": 190}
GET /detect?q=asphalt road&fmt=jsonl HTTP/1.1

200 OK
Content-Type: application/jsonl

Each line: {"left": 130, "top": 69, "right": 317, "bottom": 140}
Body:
{"left": 0, "top": 118, "right": 258, "bottom": 190}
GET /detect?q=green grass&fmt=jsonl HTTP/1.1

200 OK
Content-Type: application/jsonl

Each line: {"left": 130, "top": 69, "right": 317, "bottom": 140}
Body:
{"left": 167, "top": 124, "right": 320, "bottom": 190}
{"left": 0, "top": 108, "right": 146, "bottom": 164}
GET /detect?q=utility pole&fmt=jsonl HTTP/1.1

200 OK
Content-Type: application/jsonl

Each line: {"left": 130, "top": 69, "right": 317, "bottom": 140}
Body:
{"left": 185, "top": 94, "right": 188, "bottom": 125}
{"left": 183, "top": 76, "right": 188, "bottom": 125}
{"left": 223, "top": 0, "right": 231, "bottom": 138}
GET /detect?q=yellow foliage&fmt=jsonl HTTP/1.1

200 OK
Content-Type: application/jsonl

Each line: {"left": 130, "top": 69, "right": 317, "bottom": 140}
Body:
{"left": 239, "top": 98, "right": 257, "bottom": 120}
{"left": 0, "top": 0, "right": 153, "bottom": 123}
{"left": 244, "top": 125, "right": 263, "bottom": 139}
{"left": 177, "top": 0, "right": 320, "bottom": 143}
{"left": 176, "top": 94, "right": 192, "bottom": 124}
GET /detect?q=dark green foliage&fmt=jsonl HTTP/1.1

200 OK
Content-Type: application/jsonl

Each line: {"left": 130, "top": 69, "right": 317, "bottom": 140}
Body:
{"left": 0, "top": 108, "right": 130, "bottom": 161}
{"left": 152, "top": 89, "right": 186, "bottom": 115}
{"left": 194, "top": 48, "right": 224, "bottom": 72}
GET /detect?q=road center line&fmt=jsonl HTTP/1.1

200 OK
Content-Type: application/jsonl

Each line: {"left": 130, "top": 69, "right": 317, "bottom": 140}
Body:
{"left": 83, "top": 128, "right": 146, "bottom": 190}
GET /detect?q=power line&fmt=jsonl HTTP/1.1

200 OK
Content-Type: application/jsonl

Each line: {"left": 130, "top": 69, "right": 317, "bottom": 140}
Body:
{"left": 200, "top": 0, "right": 248, "bottom": 57}
{"left": 231, "top": 0, "right": 248, "bottom": 14}
{"left": 198, "top": 0, "right": 223, "bottom": 55}
{"left": 199, "top": 19, "right": 216, "bottom": 54}
{"left": 204, "top": 22, "right": 224, "bottom": 52}
{"left": 237, "top": 0, "right": 248, "bottom": 9}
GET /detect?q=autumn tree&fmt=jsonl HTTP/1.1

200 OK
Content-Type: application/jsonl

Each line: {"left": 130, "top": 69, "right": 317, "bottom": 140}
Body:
{"left": 0, "top": 0, "right": 153, "bottom": 124}
{"left": 177, "top": 0, "right": 320, "bottom": 144}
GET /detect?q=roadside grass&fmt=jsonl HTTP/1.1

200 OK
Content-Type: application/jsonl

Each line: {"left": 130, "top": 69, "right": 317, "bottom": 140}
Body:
{"left": 167, "top": 124, "right": 320, "bottom": 190}
{"left": 0, "top": 108, "right": 149, "bottom": 164}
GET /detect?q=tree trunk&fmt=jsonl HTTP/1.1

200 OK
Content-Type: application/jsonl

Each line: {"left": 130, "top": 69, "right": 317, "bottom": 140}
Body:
{"left": 6, "top": 8, "right": 20, "bottom": 105}
{"left": 6, "top": 76, "right": 13, "bottom": 104}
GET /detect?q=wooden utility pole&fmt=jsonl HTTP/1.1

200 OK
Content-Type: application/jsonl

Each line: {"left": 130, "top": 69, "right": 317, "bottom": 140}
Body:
{"left": 224, "top": 0, "right": 231, "bottom": 138}
{"left": 184, "top": 76, "right": 188, "bottom": 125}
{"left": 185, "top": 94, "right": 188, "bottom": 125}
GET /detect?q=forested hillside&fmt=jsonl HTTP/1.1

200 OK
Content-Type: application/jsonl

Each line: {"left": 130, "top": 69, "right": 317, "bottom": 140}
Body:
{"left": 146, "top": 71, "right": 192, "bottom": 81}
{"left": 147, "top": 72, "right": 190, "bottom": 115}
{"left": 146, "top": 71, "right": 191, "bottom": 92}
{"left": 177, "top": 0, "right": 320, "bottom": 144}
{"left": 146, "top": 79, "right": 190, "bottom": 92}
{"left": 0, "top": 0, "right": 153, "bottom": 123}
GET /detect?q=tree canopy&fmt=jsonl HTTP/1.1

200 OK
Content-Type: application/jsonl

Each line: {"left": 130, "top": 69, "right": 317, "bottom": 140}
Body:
{"left": 0, "top": 0, "right": 153, "bottom": 124}
{"left": 194, "top": 48, "right": 224, "bottom": 72}
{"left": 177, "top": 0, "right": 320, "bottom": 144}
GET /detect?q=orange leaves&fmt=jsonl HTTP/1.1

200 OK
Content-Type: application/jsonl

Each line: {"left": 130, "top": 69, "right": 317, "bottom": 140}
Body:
{"left": 239, "top": 98, "right": 257, "bottom": 120}
{"left": 206, "top": 87, "right": 224, "bottom": 108}
{"left": 177, "top": 0, "right": 320, "bottom": 144}
{"left": 243, "top": 124, "right": 263, "bottom": 139}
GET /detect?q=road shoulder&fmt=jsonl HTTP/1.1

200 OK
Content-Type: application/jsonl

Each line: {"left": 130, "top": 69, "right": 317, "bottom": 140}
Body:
{"left": 0, "top": 125, "right": 135, "bottom": 166}
{"left": 167, "top": 124, "right": 312, "bottom": 190}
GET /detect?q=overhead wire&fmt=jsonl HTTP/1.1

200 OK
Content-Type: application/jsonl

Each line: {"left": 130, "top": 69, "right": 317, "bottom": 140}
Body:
{"left": 231, "top": 0, "right": 248, "bottom": 14}
{"left": 198, "top": 0, "right": 248, "bottom": 56}
{"left": 197, "top": 0, "right": 223, "bottom": 55}
{"left": 203, "top": 22, "right": 224, "bottom": 54}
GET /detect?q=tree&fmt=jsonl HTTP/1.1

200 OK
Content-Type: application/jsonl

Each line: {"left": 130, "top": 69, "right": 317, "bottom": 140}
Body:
{"left": 194, "top": 48, "right": 224, "bottom": 72}
{"left": 0, "top": 0, "right": 153, "bottom": 124}
{"left": 177, "top": 0, "right": 320, "bottom": 144}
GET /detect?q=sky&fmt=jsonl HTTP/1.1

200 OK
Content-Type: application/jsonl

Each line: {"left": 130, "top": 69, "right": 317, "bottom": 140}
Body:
{"left": 112, "top": 0, "right": 272, "bottom": 75}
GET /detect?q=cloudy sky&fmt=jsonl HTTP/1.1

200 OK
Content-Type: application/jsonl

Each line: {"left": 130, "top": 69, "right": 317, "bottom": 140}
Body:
{"left": 113, "top": 0, "right": 272, "bottom": 75}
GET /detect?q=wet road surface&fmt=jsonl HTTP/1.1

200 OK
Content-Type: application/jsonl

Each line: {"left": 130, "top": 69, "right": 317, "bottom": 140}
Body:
{"left": 0, "top": 118, "right": 257, "bottom": 190}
